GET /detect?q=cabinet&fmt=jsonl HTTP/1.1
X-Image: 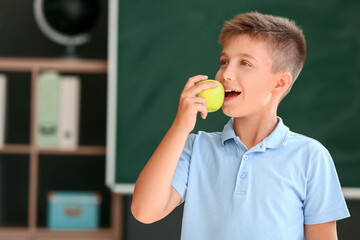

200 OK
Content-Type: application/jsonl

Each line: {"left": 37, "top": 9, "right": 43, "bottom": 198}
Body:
{"left": 0, "top": 58, "right": 123, "bottom": 240}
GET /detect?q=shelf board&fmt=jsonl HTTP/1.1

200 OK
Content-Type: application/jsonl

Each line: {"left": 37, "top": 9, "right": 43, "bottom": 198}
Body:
{"left": 0, "top": 227, "right": 114, "bottom": 239}
{"left": 0, "top": 145, "right": 106, "bottom": 155}
{"left": 0, "top": 226, "right": 29, "bottom": 232}
{"left": 0, "top": 227, "right": 29, "bottom": 238}
{"left": 0, "top": 57, "right": 107, "bottom": 73}
{"left": 0, "top": 144, "right": 31, "bottom": 154}
{"left": 37, "top": 146, "right": 106, "bottom": 155}
{"left": 36, "top": 227, "right": 113, "bottom": 238}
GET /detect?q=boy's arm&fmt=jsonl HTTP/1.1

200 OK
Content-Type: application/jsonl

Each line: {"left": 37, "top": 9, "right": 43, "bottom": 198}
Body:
{"left": 304, "top": 221, "right": 337, "bottom": 240}
{"left": 131, "top": 75, "right": 218, "bottom": 224}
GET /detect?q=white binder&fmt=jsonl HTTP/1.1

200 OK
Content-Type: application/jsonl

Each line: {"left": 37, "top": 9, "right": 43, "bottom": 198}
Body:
{"left": 59, "top": 76, "right": 81, "bottom": 149}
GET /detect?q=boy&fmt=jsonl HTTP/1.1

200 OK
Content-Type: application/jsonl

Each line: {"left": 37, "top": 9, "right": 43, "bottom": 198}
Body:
{"left": 131, "top": 12, "right": 350, "bottom": 239}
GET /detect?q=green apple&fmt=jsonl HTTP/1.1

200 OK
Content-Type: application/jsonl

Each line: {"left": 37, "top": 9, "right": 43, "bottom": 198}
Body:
{"left": 196, "top": 80, "right": 224, "bottom": 113}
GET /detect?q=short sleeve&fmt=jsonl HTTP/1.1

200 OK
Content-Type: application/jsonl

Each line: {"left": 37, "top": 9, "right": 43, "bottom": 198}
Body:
{"left": 304, "top": 146, "right": 350, "bottom": 224}
{"left": 171, "top": 133, "right": 196, "bottom": 203}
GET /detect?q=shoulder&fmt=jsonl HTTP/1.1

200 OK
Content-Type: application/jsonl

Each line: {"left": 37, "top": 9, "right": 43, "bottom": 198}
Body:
{"left": 187, "top": 131, "right": 223, "bottom": 148}
{"left": 287, "top": 131, "right": 326, "bottom": 150}
{"left": 286, "top": 131, "right": 332, "bottom": 163}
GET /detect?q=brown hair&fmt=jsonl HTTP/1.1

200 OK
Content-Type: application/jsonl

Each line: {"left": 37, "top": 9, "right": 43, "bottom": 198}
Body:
{"left": 219, "top": 12, "right": 306, "bottom": 95}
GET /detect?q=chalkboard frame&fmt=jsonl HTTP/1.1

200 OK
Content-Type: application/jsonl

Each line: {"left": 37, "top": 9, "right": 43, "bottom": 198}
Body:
{"left": 106, "top": 0, "right": 360, "bottom": 199}
{"left": 106, "top": 0, "right": 134, "bottom": 194}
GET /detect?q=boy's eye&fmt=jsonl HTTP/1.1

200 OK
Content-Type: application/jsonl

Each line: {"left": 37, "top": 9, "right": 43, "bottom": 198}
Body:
{"left": 240, "top": 60, "right": 251, "bottom": 66}
{"left": 220, "top": 59, "right": 228, "bottom": 65}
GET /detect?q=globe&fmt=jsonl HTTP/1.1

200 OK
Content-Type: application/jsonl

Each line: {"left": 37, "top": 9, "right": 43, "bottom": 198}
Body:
{"left": 34, "top": 0, "right": 100, "bottom": 57}
{"left": 44, "top": 0, "right": 99, "bottom": 36}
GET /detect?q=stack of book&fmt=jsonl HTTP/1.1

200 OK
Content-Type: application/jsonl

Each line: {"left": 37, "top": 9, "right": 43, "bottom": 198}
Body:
{"left": 0, "top": 74, "right": 6, "bottom": 149}
{"left": 37, "top": 71, "right": 81, "bottom": 149}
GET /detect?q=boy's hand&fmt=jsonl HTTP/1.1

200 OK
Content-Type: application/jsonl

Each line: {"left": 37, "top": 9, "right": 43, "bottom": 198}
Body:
{"left": 173, "top": 75, "right": 219, "bottom": 134}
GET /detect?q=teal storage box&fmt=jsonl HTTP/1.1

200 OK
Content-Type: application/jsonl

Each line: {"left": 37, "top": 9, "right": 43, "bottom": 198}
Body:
{"left": 47, "top": 191, "right": 101, "bottom": 230}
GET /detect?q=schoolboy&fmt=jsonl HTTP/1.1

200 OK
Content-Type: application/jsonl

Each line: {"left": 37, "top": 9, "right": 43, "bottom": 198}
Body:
{"left": 131, "top": 12, "right": 350, "bottom": 239}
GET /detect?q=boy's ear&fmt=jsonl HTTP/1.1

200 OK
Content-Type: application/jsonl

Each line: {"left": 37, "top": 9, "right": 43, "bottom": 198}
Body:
{"left": 272, "top": 71, "right": 292, "bottom": 96}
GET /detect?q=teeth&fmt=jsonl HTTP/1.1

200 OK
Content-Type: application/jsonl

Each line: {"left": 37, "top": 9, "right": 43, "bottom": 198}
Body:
{"left": 225, "top": 90, "right": 241, "bottom": 93}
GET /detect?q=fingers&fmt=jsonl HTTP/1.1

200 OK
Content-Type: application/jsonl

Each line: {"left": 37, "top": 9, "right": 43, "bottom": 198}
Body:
{"left": 182, "top": 78, "right": 219, "bottom": 98}
{"left": 194, "top": 102, "right": 208, "bottom": 119}
{"left": 193, "top": 97, "right": 208, "bottom": 119}
{"left": 179, "top": 96, "right": 207, "bottom": 119}
{"left": 192, "top": 81, "right": 219, "bottom": 96}
{"left": 182, "top": 76, "right": 215, "bottom": 119}
{"left": 174, "top": 76, "right": 213, "bottom": 132}
{"left": 183, "top": 75, "right": 208, "bottom": 91}
{"left": 181, "top": 96, "right": 206, "bottom": 110}
{"left": 177, "top": 75, "right": 213, "bottom": 128}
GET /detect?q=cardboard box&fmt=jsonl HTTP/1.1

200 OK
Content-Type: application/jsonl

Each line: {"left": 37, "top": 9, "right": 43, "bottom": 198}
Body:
{"left": 47, "top": 191, "right": 101, "bottom": 230}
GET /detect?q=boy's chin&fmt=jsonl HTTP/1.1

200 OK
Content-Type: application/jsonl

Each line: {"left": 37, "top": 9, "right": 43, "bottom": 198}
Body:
{"left": 221, "top": 106, "right": 250, "bottom": 119}
{"left": 221, "top": 107, "right": 241, "bottom": 118}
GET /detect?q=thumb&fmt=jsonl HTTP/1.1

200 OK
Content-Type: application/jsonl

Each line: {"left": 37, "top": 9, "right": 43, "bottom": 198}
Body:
{"left": 200, "top": 111, "right": 208, "bottom": 119}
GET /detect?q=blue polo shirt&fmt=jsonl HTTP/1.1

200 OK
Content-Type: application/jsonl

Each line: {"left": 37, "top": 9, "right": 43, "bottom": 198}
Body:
{"left": 172, "top": 117, "right": 350, "bottom": 240}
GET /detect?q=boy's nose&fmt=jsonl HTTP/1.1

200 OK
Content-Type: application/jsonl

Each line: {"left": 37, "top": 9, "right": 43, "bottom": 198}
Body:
{"left": 222, "top": 76, "right": 233, "bottom": 81}
{"left": 222, "top": 67, "right": 235, "bottom": 82}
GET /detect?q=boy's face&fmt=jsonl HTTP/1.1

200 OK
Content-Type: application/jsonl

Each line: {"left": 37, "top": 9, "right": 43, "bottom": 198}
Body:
{"left": 215, "top": 34, "right": 278, "bottom": 118}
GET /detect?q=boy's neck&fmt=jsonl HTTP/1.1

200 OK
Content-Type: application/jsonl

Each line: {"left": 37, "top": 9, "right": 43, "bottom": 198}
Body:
{"left": 233, "top": 111, "right": 278, "bottom": 150}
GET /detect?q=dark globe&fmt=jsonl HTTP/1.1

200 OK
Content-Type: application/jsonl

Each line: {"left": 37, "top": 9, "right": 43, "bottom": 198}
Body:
{"left": 43, "top": 0, "right": 100, "bottom": 36}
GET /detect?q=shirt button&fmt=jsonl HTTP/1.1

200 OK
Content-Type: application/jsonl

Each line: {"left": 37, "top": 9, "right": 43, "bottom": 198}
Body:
{"left": 243, "top": 155, "right": 248, "bottom": 160}
{"left": 240, "top": 172, "right": 247, "bottom": 179}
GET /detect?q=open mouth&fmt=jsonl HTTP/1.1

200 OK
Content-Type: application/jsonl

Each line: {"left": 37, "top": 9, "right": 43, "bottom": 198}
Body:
{"left": 224, "top": 90, "right": 241, "bottom": 100}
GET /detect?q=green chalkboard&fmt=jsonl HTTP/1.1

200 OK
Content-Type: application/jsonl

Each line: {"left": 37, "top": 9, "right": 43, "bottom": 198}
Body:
{"left": 106, "top": 0, "right": 360, "bottom": 193}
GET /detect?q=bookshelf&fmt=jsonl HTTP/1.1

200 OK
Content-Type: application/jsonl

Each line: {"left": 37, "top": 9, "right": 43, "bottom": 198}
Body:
{"left": 0, "top": 57, "right": 123, "bottom": 240}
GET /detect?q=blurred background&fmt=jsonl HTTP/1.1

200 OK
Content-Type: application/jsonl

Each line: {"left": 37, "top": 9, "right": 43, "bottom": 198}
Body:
{"left": 0, "top": 0, "right": 108, "bottom": 58}
{"left": 0, "top": 0, "right": 359, "bottom": 239}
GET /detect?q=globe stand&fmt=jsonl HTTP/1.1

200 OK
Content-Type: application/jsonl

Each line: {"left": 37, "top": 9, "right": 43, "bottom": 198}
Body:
{"left": 63, "top": 45, "right": 79, "bottom": 59}
{"left": 33, "top": 0, "right": 100, "bottom": 59}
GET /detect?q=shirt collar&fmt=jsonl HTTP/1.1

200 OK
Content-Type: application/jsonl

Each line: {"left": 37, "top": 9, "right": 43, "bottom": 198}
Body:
{"left": 263, "top": 117, "right": 290, "bottom": 149}
{"left": 221, "top": 118, "right": 236, "bottom": 145}
{"left": 221, "top": 117, "right": 290, "bottom": 149}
